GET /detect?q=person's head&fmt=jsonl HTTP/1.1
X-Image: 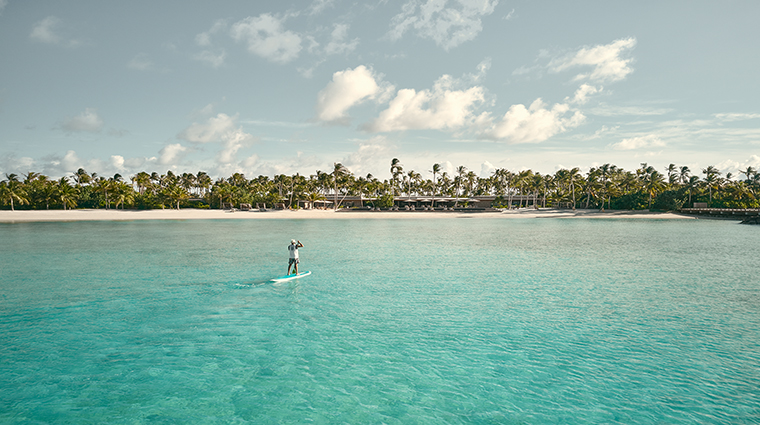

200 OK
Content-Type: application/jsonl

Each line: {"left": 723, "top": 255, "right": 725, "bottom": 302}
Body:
{"left": 291, "top": 239, "right": 296, "bottom": 245}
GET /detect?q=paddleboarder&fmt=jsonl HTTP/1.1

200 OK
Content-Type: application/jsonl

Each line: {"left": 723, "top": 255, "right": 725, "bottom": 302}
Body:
{"left": 287, "top": 239, "right": 304, "bottom": 276}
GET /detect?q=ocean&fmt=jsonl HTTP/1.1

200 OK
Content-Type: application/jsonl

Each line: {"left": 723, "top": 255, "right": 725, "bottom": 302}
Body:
{"left": 1, "top": 218, "right": 759, "bottom": 423}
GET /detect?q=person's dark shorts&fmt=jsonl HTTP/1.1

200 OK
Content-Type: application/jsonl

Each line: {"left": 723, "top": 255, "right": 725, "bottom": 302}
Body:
{"left": 289, "top": 258, "right": 299, "bottom": 265}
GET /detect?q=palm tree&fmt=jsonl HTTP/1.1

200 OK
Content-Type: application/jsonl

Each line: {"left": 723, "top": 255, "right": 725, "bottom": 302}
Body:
{"left": 390, "top": 158, "right": 402, "bottom": 197}
{"left": 702, "top": 165, "right": 721, "bottom": 206}
{"left": 454, "top": 165, "right": 467, "bottom": 205}
{"left": 112, "top": 181, "right": 135, "bottom": 209}
{"left": 567, "top": 167, "right": 581, "bottom": 209}
{"left": 739, "top": 166, "right": 756, "bottom": 184}
{"left": 132, "top": 171, "right": 151, "bottom": 195}
{"left": 39, "top": 179, "right": 56, "bottom": 210}
{"left": 93, "top": 178, "right": 112, "bottom": 209}
{"left": 678, "top": 166, "right": 691, "bottom": 185}
{"left": 72, "top": 168, "right": 91, "bottom": 186}
{"left": 643, "top": 170, "right": 666, "bottom": 209}
{"left": 406, "top": 170, "right": 421, "bottom": 197}
{"left": 196, "top": 171, "right": 212, "bottom": 197}
{"left": 685, "top": 175, "right": 699, "bottom": 206}
{"left": 666, "top": 163, "right": 678, "bottom": 187}
{"left": 584, "top": 168, "right": 601, "bottom": 209}
{"left": 332, "top": 162, "right": 349, "bottom": 209}
{"left": 163, "top": 183, "right": 189, "bottom": 210}
{"left": 1, "top": 174, "right": 29, "bottom": 211}
{"left": 597, "top": 163, "right": 617, "bottom": 210}
{"left": 57, "top": 177, "right": 78, "bottom": 210}
{"left": 431, "top": 163, "right": 441, "bottom": 207}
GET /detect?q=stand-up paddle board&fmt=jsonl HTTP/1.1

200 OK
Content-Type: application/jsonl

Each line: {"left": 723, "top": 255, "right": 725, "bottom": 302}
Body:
{"left": 271, "top": 271, "right": 311, "bottom": 282}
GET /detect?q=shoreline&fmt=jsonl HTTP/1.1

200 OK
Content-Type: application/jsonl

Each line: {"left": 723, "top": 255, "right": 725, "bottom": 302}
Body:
{"left": 0, "top": 208, "right": 696, "bottom": 223}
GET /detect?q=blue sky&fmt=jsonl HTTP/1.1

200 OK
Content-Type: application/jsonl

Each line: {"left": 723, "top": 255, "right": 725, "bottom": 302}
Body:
{"left": 1, "top": 0, "right": 759, "bottom": 180}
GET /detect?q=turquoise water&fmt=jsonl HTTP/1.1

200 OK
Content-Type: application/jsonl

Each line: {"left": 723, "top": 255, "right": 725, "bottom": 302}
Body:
{"left": 1, "top": 218, "right": 759, "bottom": 424}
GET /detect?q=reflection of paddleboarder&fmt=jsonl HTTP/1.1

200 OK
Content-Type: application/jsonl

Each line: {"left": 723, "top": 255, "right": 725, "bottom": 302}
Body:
{"left": 287, "top": 239, "right": 304, "bottom": 275}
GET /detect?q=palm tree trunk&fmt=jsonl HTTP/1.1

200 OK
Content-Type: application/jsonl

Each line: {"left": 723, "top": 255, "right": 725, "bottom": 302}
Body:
{"left": 571, "top": 183, "right": 576, "bottom": 209}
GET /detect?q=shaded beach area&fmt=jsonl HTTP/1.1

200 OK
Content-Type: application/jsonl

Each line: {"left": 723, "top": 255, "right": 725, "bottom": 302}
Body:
{"left": 0, "top": 208, "right": 695, "bottom": 223}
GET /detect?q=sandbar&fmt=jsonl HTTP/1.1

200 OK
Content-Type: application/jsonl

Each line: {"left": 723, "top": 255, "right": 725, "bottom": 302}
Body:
{"left": 0, "top": 208, "right": 695, "bottom": 223}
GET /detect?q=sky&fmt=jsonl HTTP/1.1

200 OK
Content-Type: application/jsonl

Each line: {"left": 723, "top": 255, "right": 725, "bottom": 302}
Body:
{"left": 1, "top": 0, "right": 759, "bottom": 181}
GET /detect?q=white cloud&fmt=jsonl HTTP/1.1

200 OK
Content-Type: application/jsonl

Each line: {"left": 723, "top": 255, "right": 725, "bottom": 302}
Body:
{"left": 567, "top": 84, "right": 601, "bottom": 104}
{"left": 441, "top": 160, "right": 455, "bottom": 176}
{"left": 716, "top": 155, "right": 760, "bottom": 177}
{"left": 179, "top": 113, "right": 239, "bottom": 143}
{"left": 341, "top": 138, "right": 393, "bottom": 176}
{"left": 61, "top": 151, "right": 83, "bottom": 171}
{"left": 196, "top": 19, "right": 227, "bottom": 47}
{"left": 128, "top": 53, "right": 153, "bottom": 71}
{"left": 0, "top": 0, "right": 8, "bottom": 16}
{"left": 34, "top": 150, "right": 107, "bottom": 178}
{"left": 30, "top": 15, "right": 80, "bottom": 47}
{"left": 463, "top": 57, "right": 491, "bottom": 84}
{"left": 158, "top": 143, "right": 188, "bottom": 165}
{"left": 30, "top": 16, "right": 62, "bottom": 44}
{"left": 324, "top": 24, "right": 359, "bottom": 56}
{"left": 315, "top": 65, "right": 386, "bottom": 123}
{"left": 479, "top": 99, "right": 585, "bottom": 143}
{"left": 308, "top": 0, "right": 335, "bottom": 15}
{"left": 364, "top": 75, "right": 485, "bottom": 132}
{"left": 177, "top": 113, "right": 256, "bottom": 165}
{"left": 110, "top": 155, "right": 125, "bottom": 170}
{"left": 714, "top": 112, "right": 760, "bottom": 122}
{"left": 550, "top": 37, "right": 636, "bottom": 82}
{"left": 480, "top": 160, "right": 496, "bottom": 177}
{"left": 0, "top": 153, "right": 35, "bottom": 176}
{"left": 588, "top": 104, "right": 673, "bottom": 117}
{"left": 242, "top": 154, "right": 259, "bottom": 169}
{"left": 610, "top": 134, "right": 665, "bottom": 150}
{"left": 193, "top": 49, "right": 227, "bottom": 68}
{"left": 60, "top": 108, "right": 104, "bottom": 133}
{"left": 230, "top": 14, "right": 302, "bottom": 63}
{"left": 389, "top": 0, "right": 499, "bottom": 50}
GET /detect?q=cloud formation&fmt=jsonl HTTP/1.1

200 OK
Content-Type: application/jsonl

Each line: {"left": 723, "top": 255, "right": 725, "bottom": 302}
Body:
{"left": 568, "top": 84, "right": 601, "bottom": 104}
{"left": 159, "top": 143, "right": 188, "bottom": 165}
{"left": 341, "top": 138, "right": 393, "bottom": 176}
{"left": 177, "top": 113, "right": 255, "bottom": 165}
{"left": 193, "top": 49, "right": 226, "bottom": 68}
{"left": 193, "top": 20, "right": 228, "bottom": 68}
{"left": 30, "top": 16, "right": 80, "bottom": 47}
{"left": 60, "top": 108, "right": 104, "bottom": 133}
{"left": 714, "top": 112, "right": 760, "bottom": 122}
{"left": 128, "top": 53, "right": 154, "bottom": 71}
{"left": 324, "top": 24, "right": 359, "bottom": 56}
{"left": 30, "top": 16, "right": 62, "bottom": 44}
{"left": 230, "top": 14, "right": 302, "bottom": 63}
{"left": 610, "top": 134, "right": 665, "bottom": 150}
{"left": 479, "top": 99, "right": 585, "bottom": 144}
{"left": 388, "top": 0, "right": 499, "bottom": 50}
{"left": 550, "top": 37, "right": 637, "bottom": 82}
{"left": 364, "top": 75, "right": 485, "bottom": 132}
{"left": 315, "top": 65, "right": 386, "bottom": 123}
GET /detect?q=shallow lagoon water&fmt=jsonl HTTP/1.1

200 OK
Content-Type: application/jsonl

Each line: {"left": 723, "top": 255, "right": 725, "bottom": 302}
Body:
{"left": 1, "top": 218, "right": 759, "bottom": 424}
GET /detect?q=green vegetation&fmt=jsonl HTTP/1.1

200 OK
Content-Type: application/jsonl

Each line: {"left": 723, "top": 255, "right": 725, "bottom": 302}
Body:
{"left": 1, "top": 162, "right": 758, "bottom": 211}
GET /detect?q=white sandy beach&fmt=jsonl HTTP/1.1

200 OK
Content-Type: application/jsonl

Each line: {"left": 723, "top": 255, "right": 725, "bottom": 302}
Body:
{"left": 0, "top": 208, "right": 695, "bottom": 223}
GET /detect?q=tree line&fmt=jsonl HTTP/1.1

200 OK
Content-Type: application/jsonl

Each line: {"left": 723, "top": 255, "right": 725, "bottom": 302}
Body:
{"left": 1, "top": 160, "right": 759, "bottom": 211}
